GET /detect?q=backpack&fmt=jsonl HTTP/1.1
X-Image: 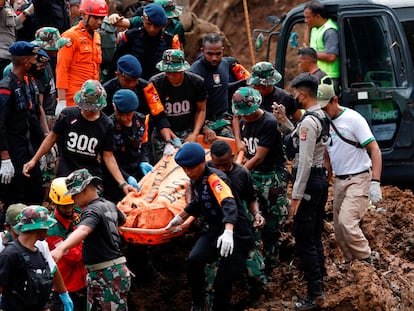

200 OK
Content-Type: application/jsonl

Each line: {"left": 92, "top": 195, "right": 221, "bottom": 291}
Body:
{"left": 9, "top": 240, "right": 53, "bottom": 308}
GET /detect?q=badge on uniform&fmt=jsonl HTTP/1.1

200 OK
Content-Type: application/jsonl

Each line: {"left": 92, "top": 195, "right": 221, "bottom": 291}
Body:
{"left": 213, "top": 74, "right": 220, "bottom": 84}
{"left": 300, "top": 127, "right": 308, "bottom": 140}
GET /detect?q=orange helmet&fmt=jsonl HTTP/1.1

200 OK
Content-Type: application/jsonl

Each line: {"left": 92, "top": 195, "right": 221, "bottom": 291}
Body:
{"left": 80, "top": 0, "right": 108, "bottom": 17}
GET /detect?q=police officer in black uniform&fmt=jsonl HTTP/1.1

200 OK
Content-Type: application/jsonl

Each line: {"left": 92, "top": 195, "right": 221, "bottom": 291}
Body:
{"left": 165, "top": 142, "right": 254, "bottom": 311}
{"left": 102, "top": 89, "right": 153, "bottom": 203}
{"left": 285, "top": 73, "right": 329, "bottom": 310}
{"left": 0, "top": 41, "right": 44, "bottom": 230}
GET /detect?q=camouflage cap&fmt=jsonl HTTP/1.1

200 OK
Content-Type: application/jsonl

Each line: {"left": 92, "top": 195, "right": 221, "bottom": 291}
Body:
{"left": 32, "top": 27, "right": 71, "bottom": 51}
{"left": 64, "top": 168, "right": 102, "bottom": 197}
{"left": 232, "top": 87, "right": 262, "bottom": 116}
{"left": 5, "top": 203, "right": 27, "bottom": 226}
{"left": 246, "top": 61, "right": 282, "bottom": 86}
{"left": 154, "top": 0, "right": 182, "bottom": 18}
{"left": 74, "top": 80, "right": 107, "bottom": 111}
{"left": 156, "top": 49, "right": 190, "bottom": 72}
{"left": 13, "top": 205, "right": 57, "bottom": 233}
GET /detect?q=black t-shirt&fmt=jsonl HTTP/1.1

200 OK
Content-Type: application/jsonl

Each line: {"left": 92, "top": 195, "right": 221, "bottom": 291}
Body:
{"left": 0, "top": 241, "right": 51, "bottom": 311}
{"left": 53, "top": 107, "right": 114, "bottom": 177}
{"left": 261, "top": 86, "right": 299, "bottom": 118}
{"left": 240, "top": 111, "right": 285, "bottom": 170}
{"left": 80, "top": 197, "right": 126, "bottom": 265}
{"left": 150, "top": 71, "right": 207, "bottom": 132}
{"left": 36, "top": 64, "right": 57, "bottom": 115}
{"left": 190, "top": 57, "right": 237, "bottom": 119}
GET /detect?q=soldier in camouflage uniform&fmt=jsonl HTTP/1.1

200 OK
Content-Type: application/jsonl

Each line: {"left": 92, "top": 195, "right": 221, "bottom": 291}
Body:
{"left": 232, "top": 87, "right": 289, "bottom": 277}
{"left": 150, "top": 49, "right": 207, "bottom": 162}
{"left": 51, "top": 168, "right": 131, "bottom": 311}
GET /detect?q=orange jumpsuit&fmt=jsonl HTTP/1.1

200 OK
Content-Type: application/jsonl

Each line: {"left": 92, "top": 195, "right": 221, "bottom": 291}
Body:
{"left": 56, "top": 20, "right": 102, "bottom": 106}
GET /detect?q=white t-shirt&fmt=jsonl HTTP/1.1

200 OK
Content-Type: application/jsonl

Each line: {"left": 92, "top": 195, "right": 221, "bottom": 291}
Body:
{"left": 327, "top": 108, "right": 375, "bottom": 175}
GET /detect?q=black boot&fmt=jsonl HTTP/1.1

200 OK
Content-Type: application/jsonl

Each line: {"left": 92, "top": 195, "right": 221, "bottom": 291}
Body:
{"left": 294, "top": 280, "right": 325, "bottom": 310}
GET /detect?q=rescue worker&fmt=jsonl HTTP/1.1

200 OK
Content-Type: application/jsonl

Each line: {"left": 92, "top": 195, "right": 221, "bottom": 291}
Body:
{"left": 233, "top": 61, "right": 301, "bottom": 152}
{"left": 47, "top": 177, "right": 87, "bottom": 311}
{"left": 0, "top": 41, "right": 44, "bottom": 230}
{"left": 0, "top": 203, "right": 74, "bottom": 311}
{"left": 165, "top": 142, "right": 254, "bottom": 311}
{"left": 109, "top": 0, "right": 185, "bottom": 49}
{"left": 297, "top": 47, "right": 331, "bottom": 84}
{"left": 232, "top": 86, "right": 289, "bottom": 276}
{"left": 318, "top": 83, "right": 382, "bottom": 262}
{"left": 102, "top": 89, "right": 153, "bottom": 203}
{"left": 51, "top": 168, "right": 132, "bottom": 311}
{"left": 0, "top": 205, "right": 57, "bottom": 311}
{"left": 150, "top": 49, "right": 207, "bottom": 162}
{"left": 55, "top": 0, "right": 107, "bottom": 113}
{"left": 304, "top": 0, "right": 340, "bottom": 94}
{"left": 190, "top": 33, "right": 250, "bottom": 140}
{"left": 209, "top": 140, "right": 267, "bottom": 306}
{"left": 287, "top": 73, "right": 329, "bottom": 310}
{"left": 112, "top": 3, "right": 172, "bottom": 80}
{"left": 22, "top": 80, "right": 136, "bottom": 197}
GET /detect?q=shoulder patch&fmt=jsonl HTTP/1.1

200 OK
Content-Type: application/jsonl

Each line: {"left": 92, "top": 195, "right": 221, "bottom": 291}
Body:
{"left": 65, "top": 39, "right": 73, "bottom": 47}
{"left": 300, "top": 127, "right": 308, "bottom": 140}
{"left": 208, "top": 173, "right": 234, "bottom": 206}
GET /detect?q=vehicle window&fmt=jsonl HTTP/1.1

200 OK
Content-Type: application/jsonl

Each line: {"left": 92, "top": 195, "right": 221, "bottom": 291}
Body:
{"left": 401, "top": 21, "right": 414, "bottom": 68}
{"left": 343, "top": 16, "right": 398, "bottom": 89}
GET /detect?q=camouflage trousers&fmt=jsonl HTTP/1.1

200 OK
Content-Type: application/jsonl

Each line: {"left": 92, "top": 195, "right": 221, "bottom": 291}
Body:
{"left": 151, "top": 129, "right": 193, "bottom": 163}
{"left": 86, "top": 263, "right": 131, "bottom": 311}
{"left": 251, "top": 168, "right": 289, "bottom": 273}
{"left": 205, "top": 119, "right": 234, "bottom": 138}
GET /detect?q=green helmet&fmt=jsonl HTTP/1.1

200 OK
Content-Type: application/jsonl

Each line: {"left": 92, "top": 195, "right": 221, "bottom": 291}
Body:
{"left": 232, "top": 87, "right": 262, "bottom": 116}
{"left": 156, "top": 49, "right": 190, "bottom": 72}
{"left": 64, "top": 168, "right": 102, "bottom": 197}
{"left": 13, "top": 205, "right": 57, "bottom": 233}
{"left": 154, "top": 0, "right": 182, "bottom": 18}
{"left": 31, "top": 27, "right": 71, "bottom": 51}
{"left": 246, "top": 61, "right": 282, "bottom": 86}
{"left": 74, "top": 80, "right": 107, "bottom": 112}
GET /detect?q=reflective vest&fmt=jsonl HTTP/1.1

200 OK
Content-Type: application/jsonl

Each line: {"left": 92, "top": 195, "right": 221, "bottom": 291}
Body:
{"left": 310, "top": 18, "right": 340, "bottom": 78}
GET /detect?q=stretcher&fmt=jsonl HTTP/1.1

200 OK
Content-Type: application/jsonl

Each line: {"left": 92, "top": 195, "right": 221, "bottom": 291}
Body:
{"left": 118, "top": 135, "right": 237, "bottom": 245}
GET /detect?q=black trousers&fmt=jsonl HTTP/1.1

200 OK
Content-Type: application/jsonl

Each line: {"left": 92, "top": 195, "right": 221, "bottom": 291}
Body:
{"left": 292, "top": 170, "right": 328, "bottom": 293}
{"left": 186, "top": 230, "right": 247, "bottom": 311}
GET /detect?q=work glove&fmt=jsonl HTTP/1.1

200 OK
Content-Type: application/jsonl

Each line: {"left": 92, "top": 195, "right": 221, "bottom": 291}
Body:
{"left": 55, "top": 100, "right": 67, "bottom": 117}
{"left": 368, "top": 180, "right": 382, "bottom": 204}
{"left": 127, "top": 176, "right": 140, "bottom": 191}
{"left": 0, "top": 159, "right": 15, "bottom": 184}
{"left": 23, "top": 3, "right": 34, "bottom": 16}
{"left": 163, "top": 143, "right": 176, "bottom": 156}
{"left": 140, "top": 162, "right": 154, "bottom": 175}
{"left": 59, "top": 292, "right": 74, "bottom": 311}
{"left": 217, "top": 229, "right": 234, "bottom": 257}
{"left": 108, "top": 13, "right": 122, "bottom": 25}
{"left": 171, "top": 137, "right": 182, "bottom": 148}
{"left": 165, "top": 214, "right": 183, "bottom": 230}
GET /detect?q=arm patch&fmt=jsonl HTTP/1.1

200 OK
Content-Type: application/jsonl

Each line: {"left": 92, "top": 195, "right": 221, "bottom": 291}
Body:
{"left": 208, "top": 173, "right": 234, "bottom": 206}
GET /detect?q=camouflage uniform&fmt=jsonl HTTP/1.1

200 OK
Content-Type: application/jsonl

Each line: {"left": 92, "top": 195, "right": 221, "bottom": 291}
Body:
{"left": 86, "top": 263, "right": 131, "bottom": 311}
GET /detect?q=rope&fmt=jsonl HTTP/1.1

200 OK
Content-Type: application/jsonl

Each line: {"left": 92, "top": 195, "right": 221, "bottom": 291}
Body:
{"left": 242, "top": 0, "right": 255, "bottom": 66}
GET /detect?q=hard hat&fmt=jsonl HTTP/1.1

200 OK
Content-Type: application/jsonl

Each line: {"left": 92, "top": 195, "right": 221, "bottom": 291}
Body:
{"left": 49, "top": 177, "right": 75, "bottom": 205}
{"left": 80, "top": 0, "right": 108, "bottom": 17}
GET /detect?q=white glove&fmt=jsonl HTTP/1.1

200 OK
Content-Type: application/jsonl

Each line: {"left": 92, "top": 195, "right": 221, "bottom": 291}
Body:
{"left": 0, "top": 159, "right": 15, "bottom": 184}
{"left": 165, "top": 215, "right": 183, "bottom": 229}
{"left": 368, "top": 181, "right": 382, "bottom": 204}
{"left": 108, "top": 13, "right": 123, "bottom": 25}
{"left": 163, "top": 143, "right": 175, "bottom": 156}
{"left": 24, "top": 3, "right": 34, "bottom": 16}
{"left": 55, "top": 100, "right": 67, "bottom": 117}
{"left": 217, "top": 229, "right": 234, "bottom": 257}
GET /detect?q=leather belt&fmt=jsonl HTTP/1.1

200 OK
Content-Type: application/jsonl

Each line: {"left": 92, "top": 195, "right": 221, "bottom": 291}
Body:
{"left": 86, "top": 256, "right": 126, "bottom": 272}
{"left": 336, "top": 169, "right": 369, "bottom": 180}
